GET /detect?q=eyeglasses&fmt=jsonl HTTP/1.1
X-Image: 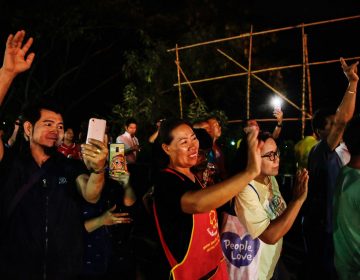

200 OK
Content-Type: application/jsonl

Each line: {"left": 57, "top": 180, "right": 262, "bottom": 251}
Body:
{"left": 261, "top": 149, "right": 280, "bottom": 161}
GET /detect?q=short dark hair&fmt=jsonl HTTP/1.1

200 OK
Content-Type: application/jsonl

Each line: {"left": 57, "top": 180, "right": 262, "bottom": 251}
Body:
{"left": 230, "top": 130, "right": 273, "bottom": 176}
{"left": 311, "top": 107, "right": 336, "bottom": 137}
{"left": 125, "top": 118, "right": 137, "bottom": 127}
{"left": 21, "top": 97, "right": 64, "bottom": 126}
{"left": 343, "top": 115, "right": 360, "bottom": 156}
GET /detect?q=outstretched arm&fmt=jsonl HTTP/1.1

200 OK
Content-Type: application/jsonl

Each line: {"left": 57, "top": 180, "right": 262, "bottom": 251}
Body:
{"left": 0, "top": 30, "right": 35, "bottom": 105}
{"left": 327, "top": 58, "right": 359, "bottom": 150}
{"left": 181, "top": 127, "right": 262, "bottom": 213}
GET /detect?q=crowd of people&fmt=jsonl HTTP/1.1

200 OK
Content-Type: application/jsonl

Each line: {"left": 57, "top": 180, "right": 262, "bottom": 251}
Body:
{"left": 0, "top": 30, "right": 359, "bottom": 280}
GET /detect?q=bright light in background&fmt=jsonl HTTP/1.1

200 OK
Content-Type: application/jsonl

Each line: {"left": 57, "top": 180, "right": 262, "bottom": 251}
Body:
{"left": 271, "top": 96, "right": 282, "bottom": 110}
{"left": 230, "top": 140, "right": 236, "bottom": 146}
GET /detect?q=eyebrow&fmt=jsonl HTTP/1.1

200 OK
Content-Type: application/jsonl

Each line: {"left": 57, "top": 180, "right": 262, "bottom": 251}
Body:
{"left": 177, "top": 133, "right": 196, "bottom": 141}
{"left": 42, "top": 119, "right": 64, "bottom": 125}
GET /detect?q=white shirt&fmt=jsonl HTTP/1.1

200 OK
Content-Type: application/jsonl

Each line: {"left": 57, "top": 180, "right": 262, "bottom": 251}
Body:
{"left": 116, "top": 131, "right": 139, "bottom": 164}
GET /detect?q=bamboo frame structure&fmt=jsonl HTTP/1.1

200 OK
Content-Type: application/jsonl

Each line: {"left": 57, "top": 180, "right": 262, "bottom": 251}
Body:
{"left": 168, "top": 14, "right": 360, "bottom": 137}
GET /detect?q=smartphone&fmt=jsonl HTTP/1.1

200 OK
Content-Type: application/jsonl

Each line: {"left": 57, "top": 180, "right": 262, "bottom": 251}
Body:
{"left": 109, "top": 143, "right": 127, "bottom": 176}
{"left": 86, "top": 118, "right": 106, "bottom": 144}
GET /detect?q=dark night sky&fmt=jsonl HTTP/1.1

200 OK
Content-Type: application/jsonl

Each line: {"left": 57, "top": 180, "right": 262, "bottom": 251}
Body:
{"left": 0, "top": 0, "right": 359, "bottom": 142}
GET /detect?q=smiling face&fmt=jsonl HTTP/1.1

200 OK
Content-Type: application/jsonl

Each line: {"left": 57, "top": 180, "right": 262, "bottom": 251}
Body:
{"left": 162, "top": 123, "right": 199, "bottom": 170}
{"left": 260, "top": 138, "right": 280, "bottom": 177}
{"left": 25, "top": 109, "right": 64, "bottom": 149}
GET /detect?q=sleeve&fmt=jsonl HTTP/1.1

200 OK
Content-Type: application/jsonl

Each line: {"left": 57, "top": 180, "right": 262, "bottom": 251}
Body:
{"left": 116, "top": 135, "right": 131, "bottom": 150}
{"left": 234, "top": 185, "right": 270, "bottom": 239}
{"left": 154, "top": 172, "right": 188, "bottom": 216}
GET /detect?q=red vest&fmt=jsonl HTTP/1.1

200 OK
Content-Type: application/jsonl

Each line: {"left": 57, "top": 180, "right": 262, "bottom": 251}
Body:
{"left": 154, "top": 168, "right": 229, "bottom": 280}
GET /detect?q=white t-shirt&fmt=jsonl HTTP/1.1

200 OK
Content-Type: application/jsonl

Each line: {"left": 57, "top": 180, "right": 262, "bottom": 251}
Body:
{"left": 234, "top": 177, "right": 286, "bottom": 280}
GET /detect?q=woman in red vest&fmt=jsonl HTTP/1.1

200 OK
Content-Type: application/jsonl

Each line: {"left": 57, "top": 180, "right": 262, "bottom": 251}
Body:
{"left": 153, "top": 119, "right": 261, "bottom": 279}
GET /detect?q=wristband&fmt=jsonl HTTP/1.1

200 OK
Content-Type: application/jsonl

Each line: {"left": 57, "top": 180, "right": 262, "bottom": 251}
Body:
{"left": 276, "top": 124, "right": 282, "bottom": 128}
{"left": 347, "top": 90, "right": 356, "bottom": 94}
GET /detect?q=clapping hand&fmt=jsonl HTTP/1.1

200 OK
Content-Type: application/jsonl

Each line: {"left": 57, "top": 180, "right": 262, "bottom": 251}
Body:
{"left": 292, "top": 168, "right": 309, "bottom": 203}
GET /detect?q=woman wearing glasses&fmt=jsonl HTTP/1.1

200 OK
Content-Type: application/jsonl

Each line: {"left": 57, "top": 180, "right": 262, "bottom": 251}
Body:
{"left": 222, "top": 131, "right": 308, "bottom": 280}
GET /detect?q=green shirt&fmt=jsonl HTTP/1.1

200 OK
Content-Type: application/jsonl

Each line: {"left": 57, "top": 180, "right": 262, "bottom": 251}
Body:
{"left": 333, "top": 166, "right": 360, "bottom": 279}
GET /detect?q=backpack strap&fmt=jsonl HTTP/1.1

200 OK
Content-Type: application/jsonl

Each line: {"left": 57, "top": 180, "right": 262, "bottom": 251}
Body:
{"left": 248, "top": 183, "right": 260, "bottom": 201}
{"left": 227, "top": 183, "right": 260, "bottom": 216}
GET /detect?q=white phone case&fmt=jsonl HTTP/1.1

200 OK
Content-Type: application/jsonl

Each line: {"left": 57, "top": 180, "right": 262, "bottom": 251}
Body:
{"left": 86, "top": 118, "right": 106, "bottom": 144}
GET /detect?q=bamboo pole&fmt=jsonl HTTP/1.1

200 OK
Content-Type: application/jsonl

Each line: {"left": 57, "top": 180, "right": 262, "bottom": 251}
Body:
{"left": 216, "top": 48, "right": 312, "bottom": 118}
{"left": 247, "top": 26, "right": 253, "bottom": 119}
{"left": 167, "top": 15, "right": 360, "bottom": 52}
{"left": 304, "top": 34, "right": 313, "bottom": 116}
{"left": 228, "top": 117, "right": 312, "bottom": 123}
{"left": 175, "top": 45, "right": 183, "bottom": 118}
{"left": 174, "top": 61, "right": 199, "bottom": 100}
{"left": 301, "top": 26, "right": 306, "bottom": 139}
{"left": 173, "top": 56, "right": 360, "bottom": 86}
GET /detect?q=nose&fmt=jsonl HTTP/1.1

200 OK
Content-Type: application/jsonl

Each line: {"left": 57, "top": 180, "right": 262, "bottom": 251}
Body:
{"left": 189, "top": 139, "right": 199, "bottom": 150}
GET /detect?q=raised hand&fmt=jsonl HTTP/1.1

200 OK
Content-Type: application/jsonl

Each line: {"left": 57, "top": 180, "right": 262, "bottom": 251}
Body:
{"left": 340, "top": 57, "right": 359, "bottom": 83}
{"left": 245, "top": 125, "right": 262, "bottom": 177}
{"left": 292, "top": 168, "right": 309, "bottom": 203}
{"left": 2, "top": 30, "right": 35, "bottom": 78}
{"left": 81, "top": 138, "right": 108, "bottom": 173}
{"left": 273, "top": 108, "right": 283, "bottom": 123}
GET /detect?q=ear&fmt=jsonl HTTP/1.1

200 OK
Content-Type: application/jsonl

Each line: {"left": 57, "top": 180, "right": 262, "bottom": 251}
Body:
{"left": 161, "top": 143, "right": 171, "bottom": 156}
{"left": 23, "top": 121, "right": 33, "bottom": 138}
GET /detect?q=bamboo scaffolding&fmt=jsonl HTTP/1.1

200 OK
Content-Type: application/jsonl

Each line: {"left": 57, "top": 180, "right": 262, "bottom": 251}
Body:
{"left": 216, "top": 48, "right": 312, "bottom": 118}
{"left": 172, "top": 56, "right": 360, "bottom": 87}
{"left": 174, "top": 61, "right": 199, "bottom": 100}
{"left": 170, "top": 14, "right": 359, "bottom": 127}
{"left": 167, "top": 15, "right": 360, "bottom": 52}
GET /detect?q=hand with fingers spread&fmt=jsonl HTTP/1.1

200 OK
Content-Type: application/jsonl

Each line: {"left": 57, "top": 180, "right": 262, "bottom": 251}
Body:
{"left": 2, "top": 30, "right": 35, "bottom": 78}
{"left": 292, "top": 168, "right": 309, "bottom": 203}
{"left": 84, "top": 205, "right": 133, "bottom": 233}
{"left": 0, "top": 30, "right": 35, "bottom": 105}
{"left": 81, "top": 138, "right": 108, "bottom": 174}
{"left": 100, "top": 205, "right": 133, "bottom": 226}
